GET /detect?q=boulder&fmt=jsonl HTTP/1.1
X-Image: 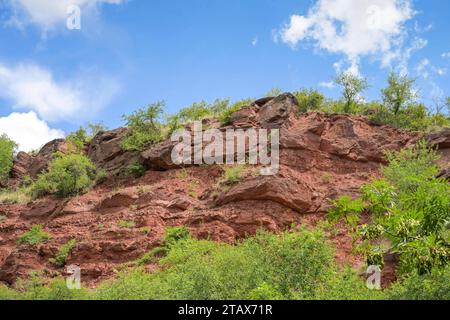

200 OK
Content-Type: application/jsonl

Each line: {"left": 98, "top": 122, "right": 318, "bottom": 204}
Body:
{"left": 141, "top": 139, "right": 182, "bottom": 171}
{"left": 88, "top": 128, "right": 141, "bottom": 175}
{"left": 167, "top": 196, "right": 200, "bottom": 211}
{"left": 426, "top": 128, "right": 450, "bottom": 149}
{"left": 258, "top": 93, "right": 298, "bottom": 129}
{"left": 215, "top": 176, "right": 314, "bottom": 213}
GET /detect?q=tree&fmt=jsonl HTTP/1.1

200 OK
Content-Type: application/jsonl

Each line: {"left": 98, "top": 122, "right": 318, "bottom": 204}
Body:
{"left": 294, "top": 89, "right": 325, "bottom": 113}
{"left": 120, "top": 101, "right": 165, "bottom": 151}
{"left": 381, "top": 72, "right": 417, "bottom": 115}
{"left": 266, "top": 87, "right": 283, "bottom": 97}
{"left": 0, "top": 134, "right": 18, "bottom": 183}
{"left": 334, "top": 72, "right": 368, "bottom": 113}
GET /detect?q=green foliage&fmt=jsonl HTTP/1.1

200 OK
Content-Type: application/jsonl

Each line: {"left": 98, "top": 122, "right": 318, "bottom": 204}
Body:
{"left": 0, "top": 188, "right": 31, "bottom": 205}
{"left": 388, "top": 266, "right": 450, "bottom": 300}
{"left": 17, "top": 225, "right": 52, "bottom": 246}
{"left": 294, "top": 89, "right": 325, "bottom": 113}
{"left": 66, "top": 123, "right": 108, "bottom": 154}
{"left": 368, "top": 103, "right": 449, "bottom": 131}
{"left": 94, "top": 229, "right": 345, "bottom": 300}
{"left": 121, "top": 101, "right": 166, "bottom": 151}
{"left": 328, "top": 196, "right": 366, "bottom": 228}
{"left": 361, "top": 179, "right": 396, "bottom": 216}
{"left": 360, "top": 142, "right": 450, "bottom": 276}
{"left": 163, "top": 226, "right": 190, "bottom": 248}
{"left": 0, "top": 134, "right": 17, "bottom": 182}
{"left": 266, "top": 87, "right": 283, "bottom": 97}
{"left": 0, "top": 273, "right": 88, "bottom": 300}
{"left": 124, "top": 163, "right": 146, "bottom": 177}
{"left": 219, "top": 165, "right": 244, "bottom": 186}
{"left": 334, "top": 72, "right": 369, "bottom": 113}
{"left": 118, "top": 220, "right": 136, "bottom": 229}
{"left": 49, "top": 240, "right": 76, "bottom": 267}
{"left": 30, "top": 153, "right": 97, "bottom": 198}
{"left": 381, "top": 72, "right": 417, "bottom": 115}
{"left": 218, "top": 99, "right": 253, "bottom": 125}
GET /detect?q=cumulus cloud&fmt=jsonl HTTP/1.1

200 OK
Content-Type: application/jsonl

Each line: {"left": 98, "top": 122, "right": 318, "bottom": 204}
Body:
{"left": 0, "top": 111, "right": 64, "bottom": 152}
{"left": 4, "top": 0, "right": 125, "bottom": 31}
{"left": 278, "top": 0, "right": 415, "bottom": 74}
{"left": 319, "top": 81, "right": 335, "bottom": 89}
{"left": 0, "top": 62, "right": 121, "bottom": 122}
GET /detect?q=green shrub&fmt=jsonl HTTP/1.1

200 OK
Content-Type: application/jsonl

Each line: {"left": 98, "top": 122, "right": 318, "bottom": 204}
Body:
{"left": 121, "top": 101, "right": 166, "bottom": 151}
{"left": 218, "top": 99, "right": 253, "bottom": 125}
{"left": 0, "top": 188, "right": 31, "bottom": 205}
{"left": 294, "top": 89, "right": 325, "bottom": 113}
{"left": 95, "top": 228, "right": 339, "bottom": 300}
{"left": 164, "top": 226, "right": 190, "bottom": 248}
{"left": 49, "top": 239, "right": 76, "bottom": 267}
{"left": 30, "top": 153, "right": 97, "bottom": 198}
{"left": 328, "top": 196, "right": 366, "bottom": 228}
{"left": 361, "top": 179, "right": 396, "bottom": 216}
{"left": 118, "top": 220, "right": 136, "bottom": 229}
{"left": 388, "top": 266, "right": 450, "bottom": 300}
{"left": 357, "top": 142, "right": 450, "bottom": 276}
{"left": 0, "top": 134, "right": 17, "bottom": 182}
{"left": 2, "top": 273, "right": 88, "bottom": 300}
{"left": 17, "top": 225, "right": 52, "bottom": 246}
{"left": 219, "top": 165, "right": 244, "bottom": 186}
{"left": 124, "top": 163, "right": 146, "bottom": 177}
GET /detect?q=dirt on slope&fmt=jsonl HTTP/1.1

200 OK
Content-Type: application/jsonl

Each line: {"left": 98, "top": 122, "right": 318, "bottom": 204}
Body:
{"left": 2, "top": 93, "right": 448, "bottom": 287}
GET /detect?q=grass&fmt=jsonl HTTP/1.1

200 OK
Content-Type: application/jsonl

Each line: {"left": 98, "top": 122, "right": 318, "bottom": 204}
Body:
{"left": 49, "top": 239, "right": 76, "bottom": 267}
{"left": 118, "top": 220, "right": 136, "bottom": 229}
{"left": 0, "top": 189, "right": 31, "bottom": 205}
{"left": 219, "top": 165, "right": 245, "bottom": 186}
{"left": 17, "top": 225, "right": 52, "bottom": 246}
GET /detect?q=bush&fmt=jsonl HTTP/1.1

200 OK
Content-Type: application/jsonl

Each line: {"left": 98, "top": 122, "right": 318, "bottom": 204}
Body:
{"left": 121, "top": 101, "right": 166, "bottom": 151}
{"left": 17, "top": 225, "right": 52, "bottom": 246}
{"left": 163, "top": 226, "right": 190, "bottom": 248}
{"left": 388, "top": 266, "right": 450, "bottom": 300}
{"left": 0, "top": 134, "right": 17, "bottom": 183}
{"left": 124, "top": 163, "right": 146, "bottom": 177}
{"left": 30, "top": 154, "right": 97, "bottom": 198}
{"left": 219, "top": 165, "right": 244, "bottom": 186}
{"left": 328, "top": 196, "right": 366, "bottom": 228}
{"left": 294, "top": 89, "right": 325, "bottom": 113}
{"left": 358, "top": 142, "right": 450, "bottom": 276}
{"left": 218, "top": 99, "right": 253, "bottom": 125}
{"left": 49, "top": 239, "right": 76, "bottom": 267}
{"left": 0, "top": 189, "right": 31, "bottom": 205}
{"left": 94, "top": 229, "right": 345, "bottom": 300}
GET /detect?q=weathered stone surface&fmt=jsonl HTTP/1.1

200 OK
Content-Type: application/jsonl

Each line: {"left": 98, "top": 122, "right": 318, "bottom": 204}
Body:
{"left": 259, "top": 93, "right": 298, "bottom": 129}
{"left": 426, "top": 127, "right": 450, "bottom": 149}
{"left": 88, "top": 128, "right": 141, "bottom": 175}
{"left": 216, "top": 176, "right": 314, "bottom": 213}
{"left": 141, "top": 140, "right": 181, "bottom": 171}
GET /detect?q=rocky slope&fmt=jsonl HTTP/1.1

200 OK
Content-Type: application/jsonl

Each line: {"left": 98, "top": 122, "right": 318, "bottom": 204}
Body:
{"left": 1, "top": 94, "right": 449, "bottom": 286}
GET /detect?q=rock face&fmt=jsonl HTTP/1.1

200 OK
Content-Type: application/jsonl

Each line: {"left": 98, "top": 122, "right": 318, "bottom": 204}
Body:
{"left": 7, "top": 139, "right": 68, "bottom": 187}
{"left": 1, "top": 92, "right": 437, "bottom": 287}
{"left": 88, "top": 128, "right": 141, "bottom": 175}
{"left": 216, "top": 177, "right": 314, "bottom": 213}
{"left": 426, "top": 128, "right": 450, "bottom": 180}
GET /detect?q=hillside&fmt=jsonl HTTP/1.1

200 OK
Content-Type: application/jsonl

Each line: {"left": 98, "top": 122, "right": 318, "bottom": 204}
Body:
{"left": 0, "top": 94, "right": 449, "bottom": 297}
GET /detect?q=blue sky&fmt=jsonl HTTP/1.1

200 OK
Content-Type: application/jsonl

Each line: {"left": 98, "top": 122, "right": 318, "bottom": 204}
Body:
{"left": 0, "top": 0, "right": 449, "bottom": 151}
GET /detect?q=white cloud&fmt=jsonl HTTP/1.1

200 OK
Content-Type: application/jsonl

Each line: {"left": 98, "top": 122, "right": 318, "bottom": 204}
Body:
{"left": 252, "top": 37, "right": 258, "bottom": 46}
{"left": 415, "top": 58, "right": 446, "bottom": 79}
{"left": 278, "top": 0, "right": 415, "bottom": 73}
{"left": 0, "top": 62, "right": 121, "bottom": 122}
{"left": 442, "top": 52, "right": 450, "bottom": 58}
{"left": 4, "top": 0, "right": 125, "bottom": 31}
{"left": 319, "top": 81, "right": 335, "bottom": 89}
{"left": 0, "top": 111, "right": 64, "bottom": 152}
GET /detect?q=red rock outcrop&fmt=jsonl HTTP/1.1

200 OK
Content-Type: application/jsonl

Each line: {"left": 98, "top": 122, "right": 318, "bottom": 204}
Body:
{"left": 1, "top": 93, "right": 435, "bottom": 286}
